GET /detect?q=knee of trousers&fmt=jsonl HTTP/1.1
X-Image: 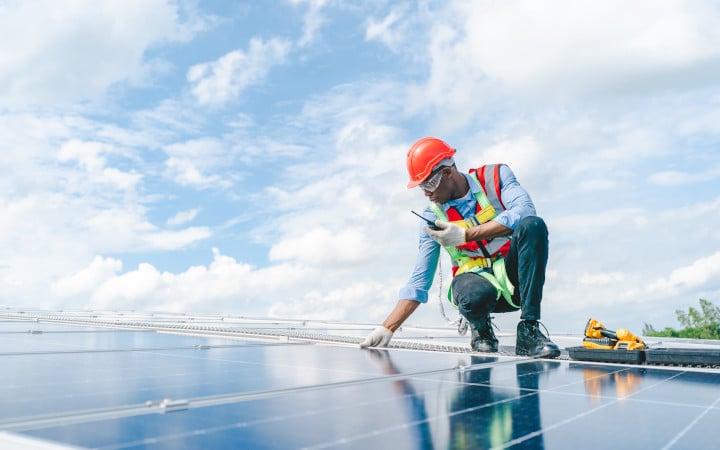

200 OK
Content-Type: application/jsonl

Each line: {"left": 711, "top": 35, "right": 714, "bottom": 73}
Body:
{"left": 515, "top": 216, "right": 548, "bottom": 240}
{"left": 451, "top": 273, "right": 498, "bottom": 316}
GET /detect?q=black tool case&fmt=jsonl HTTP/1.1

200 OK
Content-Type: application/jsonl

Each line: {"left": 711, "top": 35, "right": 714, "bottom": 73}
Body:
{"left": 565, "top": 346, "right": 645, "bottom": 364}
{"left": 644, "top": 348, "right": 720, "bottom": 366}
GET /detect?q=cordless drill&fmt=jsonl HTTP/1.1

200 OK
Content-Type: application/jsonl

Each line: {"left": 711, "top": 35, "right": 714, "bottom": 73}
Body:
{"left": 583, "top": 318, "right": 646, "bottom": 350}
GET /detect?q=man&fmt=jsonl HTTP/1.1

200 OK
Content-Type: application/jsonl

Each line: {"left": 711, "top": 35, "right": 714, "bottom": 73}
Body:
{"left": 360, "top": 137, "right": 560, "bottom": 358}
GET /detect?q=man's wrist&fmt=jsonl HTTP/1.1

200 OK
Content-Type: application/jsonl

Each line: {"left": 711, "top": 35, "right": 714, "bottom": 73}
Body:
{"left": 381, "top": 323, "right": 398, "bottom": 333}
{"left": 465, "top": 226, "right": 477, "bottom": 242}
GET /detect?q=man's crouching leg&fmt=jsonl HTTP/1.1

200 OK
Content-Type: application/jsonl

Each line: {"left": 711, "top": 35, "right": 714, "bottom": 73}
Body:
{"left": 506, "top": 216, "right": 560, "bottom": 358}
{"left": 451, "top": 273, "right": 499, "bottom": 353}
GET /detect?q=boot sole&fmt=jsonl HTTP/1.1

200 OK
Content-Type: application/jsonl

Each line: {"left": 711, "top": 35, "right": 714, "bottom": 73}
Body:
{"left": 471, "top": 346, "right": 499, "bottom": 353}
{"left": 516, "top": 347, "right": 561, "bottom": 359}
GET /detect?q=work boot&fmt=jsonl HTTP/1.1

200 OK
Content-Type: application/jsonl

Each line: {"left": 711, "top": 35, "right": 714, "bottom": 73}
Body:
{"left": 516, "top": 320, "right": 560, "bottom": 358}
{"left": 470, "top": 316, "right": 498, "bottom": 353}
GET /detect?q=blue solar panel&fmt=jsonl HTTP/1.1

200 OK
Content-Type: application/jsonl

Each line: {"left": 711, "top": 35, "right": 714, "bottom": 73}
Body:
{"left": 1, "top": 311, "right": 718, "bottom": 449}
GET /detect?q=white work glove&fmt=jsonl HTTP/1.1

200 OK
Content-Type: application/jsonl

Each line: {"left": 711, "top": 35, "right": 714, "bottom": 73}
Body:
{"left": 359, "top": 325, "right": 393, "bottom": 348}
{"left": 424, "top": 220, "right": 466, "bottom": 247}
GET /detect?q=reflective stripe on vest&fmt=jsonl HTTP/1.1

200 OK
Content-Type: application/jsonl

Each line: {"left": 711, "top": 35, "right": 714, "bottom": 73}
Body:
{"left": 476, "top": 164, "right": 507, "bottom": 211}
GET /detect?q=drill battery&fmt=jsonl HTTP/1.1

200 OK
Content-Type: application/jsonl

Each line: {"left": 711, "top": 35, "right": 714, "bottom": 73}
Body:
{"left": 582, "top": 337, "right": 616, "bottom": 350}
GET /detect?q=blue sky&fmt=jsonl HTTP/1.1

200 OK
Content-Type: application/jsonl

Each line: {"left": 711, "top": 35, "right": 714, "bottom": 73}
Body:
{"left": 2, "top": 0, "right": 719, "bottom": 334}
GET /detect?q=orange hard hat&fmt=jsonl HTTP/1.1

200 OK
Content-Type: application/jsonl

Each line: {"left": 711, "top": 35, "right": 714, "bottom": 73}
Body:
{"left": 406, "top": 137, "right": 456, "bottom": 188}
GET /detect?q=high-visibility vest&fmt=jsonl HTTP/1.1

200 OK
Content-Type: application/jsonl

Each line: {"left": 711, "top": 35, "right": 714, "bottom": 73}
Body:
{"left": 429, "top": 164, "right": 518, "bottom": 307}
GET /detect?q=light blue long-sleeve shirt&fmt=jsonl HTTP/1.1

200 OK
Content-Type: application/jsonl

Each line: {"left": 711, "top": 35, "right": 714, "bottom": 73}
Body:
{"left": 398, "top": 164, "right": 536, "bottom": 303}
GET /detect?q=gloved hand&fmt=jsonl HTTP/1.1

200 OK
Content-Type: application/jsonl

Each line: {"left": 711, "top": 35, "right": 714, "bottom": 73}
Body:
{"left": 424, "top": 220, "right": 466, "bottom": 247}
{"left": 359, "top": 325, "right": 393, "bottom": 348}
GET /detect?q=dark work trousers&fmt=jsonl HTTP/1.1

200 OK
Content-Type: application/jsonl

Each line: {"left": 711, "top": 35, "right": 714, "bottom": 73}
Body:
{"left": 450, "top": 216, "right": 549, "bottom": 327}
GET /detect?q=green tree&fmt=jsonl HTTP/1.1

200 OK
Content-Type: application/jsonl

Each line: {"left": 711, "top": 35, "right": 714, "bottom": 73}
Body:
{"left": 643, "top": 298, "right": 720, "bottom": 340}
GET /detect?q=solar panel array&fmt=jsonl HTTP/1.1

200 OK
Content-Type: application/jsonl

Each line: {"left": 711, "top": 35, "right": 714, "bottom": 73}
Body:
{"left": 1, "top": 309, "right": 719, "bottom": 449}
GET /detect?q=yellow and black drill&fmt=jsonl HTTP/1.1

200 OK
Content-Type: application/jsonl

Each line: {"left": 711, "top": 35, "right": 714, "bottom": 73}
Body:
{"left": 583, "top": 318, "right": 646, "bottom": 351}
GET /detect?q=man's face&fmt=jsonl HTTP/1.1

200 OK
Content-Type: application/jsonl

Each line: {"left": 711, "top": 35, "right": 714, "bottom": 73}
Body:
{"left": 421, "top": 166, "right": 453, "bottom": 204}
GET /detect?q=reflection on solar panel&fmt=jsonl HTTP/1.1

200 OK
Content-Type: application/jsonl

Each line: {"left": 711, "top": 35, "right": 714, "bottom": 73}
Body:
{"left": 1, "top": 309, "right": 719, "bottom": 449}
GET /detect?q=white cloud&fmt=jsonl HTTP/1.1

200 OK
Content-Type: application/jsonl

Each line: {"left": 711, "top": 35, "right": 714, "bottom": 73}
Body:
{"left": 58, "top": 140, "right": 106, "bottom": 171}
{"left": 163, "top": 138, "right": 237, "bottom": 189}
{"left": 101, "top": 167, "right": 143, "bottom": 191}
{"left": 456, "top": 1, "right": 720, "bottom": 94}
{"left": 188, "top": 37, "right": 291, "bottom": 106}
{"left": 648, "top": 170, "right": 695, "bottom": 186}
{"left": 468, "top": 136, "right": 544, "bottom": 181}
{"left": 167, "top": 208, "right": 200, "bottom": 226}
{"left": 549, "top": 207, "right": 646, "bottom": 234}
{"left": 164, "top": 137, "right": 228, "bottom": 160}
{"left": 289, "top": 0, "right": 328, "bottom": 47}
{"left": 58, "top": 139, "right": 142, "bottom": 192}
{"left": 164, "top": 157, "right": 230, "bottom": 189}
{"left": 226, "top": 134, "right": 310, "bottom": 164}
{"left": 52, "top": 256, "right": 122, "bottom": 298}
{"left": 269, "top": 227, "right": 378, "bottom": 266}
{"left": 648, "top": 251, "right": 720, "bottom": 292}
{"left": 130, "top": 98, "right": 208, "bottom": 138}
{"left": 91, "top": 262, "right": 164, "bottom": 309}
{"left": 579, "top": 272, "right": 625, "bottom": 285}
{"left": 142, "top": 227, "right": 212, "bottom": 251}
{"left": 365, "top": 7, "right": 407, "bottom": 52}
{"left": 648, "top": 167, "right": 720, "bottom": 186}
{"left": 404, "top": 0, "right": 720, "bottom": 130}
{"left": 54, "top": 245, "right": 404, "bottom": 325}
{"left": 0, "top": 0, "right": 204, "bottom": 107}
{"left": 75, "top": 207, "right": 211, "bottom": 252}
{"left": 85, "top": 249, "right": 322, "bottom": 313}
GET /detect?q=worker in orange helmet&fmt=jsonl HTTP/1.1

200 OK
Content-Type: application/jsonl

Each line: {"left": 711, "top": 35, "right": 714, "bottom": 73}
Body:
{"left": 360, "top": 137, "right": 560, "bottom": 358}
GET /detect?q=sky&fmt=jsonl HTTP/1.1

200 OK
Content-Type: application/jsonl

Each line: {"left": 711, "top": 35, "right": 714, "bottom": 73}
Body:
{"left": 1, "top": 0, "right": 719, "bottom": 335}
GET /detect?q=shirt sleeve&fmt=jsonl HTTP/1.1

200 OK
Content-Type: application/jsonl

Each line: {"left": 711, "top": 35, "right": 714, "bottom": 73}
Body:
{"left": 492, "top": 164, "right": 537, "bottom": 230}
{"left": 398, "top": 210, "right": 440, "bottom": 303}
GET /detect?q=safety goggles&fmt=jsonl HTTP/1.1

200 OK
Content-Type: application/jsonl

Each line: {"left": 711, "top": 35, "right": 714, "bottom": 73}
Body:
{"left": 419, "top": 167, "right": 445, "bottom": 192}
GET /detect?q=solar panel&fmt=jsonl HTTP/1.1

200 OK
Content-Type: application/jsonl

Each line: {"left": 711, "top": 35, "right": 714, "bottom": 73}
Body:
{"left": 1, "top": 309, "right": 718, "bottom": 449}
